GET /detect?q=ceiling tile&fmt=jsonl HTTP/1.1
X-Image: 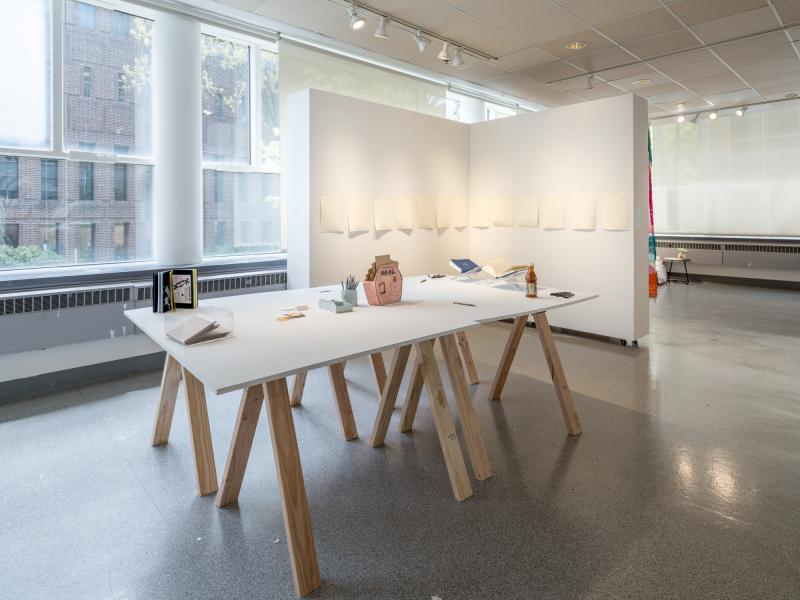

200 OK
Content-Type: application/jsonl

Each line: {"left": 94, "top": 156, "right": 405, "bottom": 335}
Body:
{"left": 775, "top": 0, "right": 800, "bottom": 26}
{"left": 724, "top": 44, "right": 798, "bottom": 69}
{"left": 466, "top": 29, "right": 530, "bottom": 57}
{"left": 623, "top": 29, "right": 702, "bottom": 59}
{"left": 569, "top": 83, "right": 627, "bottom": 100}
{"left": 663, "top": 58, "right": 731, "bottom": 80}
{"left": 755, "top": 84, "right": 800, "bottom": 100}
{"left": 736, "top": 57, "right": 800, "bottom": 86}
{"left": 424, "top": 10, "right": 494, "bottom": 42}
{"left": 453, "top": 61, "right": 512, "bottom": 82}
{"left": 654, "top": 96, "right": 709, "bottom": 111}
{"left": 369, "top": 27, "right": 429, "bottom": 62}
{"left": 256, "top": 0, "right": 343, "bottom": 30}
{"left": 701, "top": 88, "right": 761, "bottom": 105}
{"left": 599, "top": 62, "right": 659, "bottom": 81}
{"left": 483, "top": 72, "right": 539, "bottom": 92}
{"left": 607, "top": 70, "right": 672, "bottom": 91}
{"left": 535, "top": 29, "right": 618, "bottom": 60}
{"left": 691, "top": 7, "right": 781, "bottom": 45}
{"left": 680, "top": 72, "right": 750, "bottom": 94}
{"left": 713, "top": 31, "right": 788, "bottom": 58}
{"left": 568, "top": 46, "right": 637, "bottom": 71}
{"left": 787, "top": 25, "right": 800, "bottom": 41}
{"left": 597, "top": 8, "right": 684, "bottom": 44}
{"left": 647, "top": 48, "right": 717, "bottom": 69}
{"left": 519, "top": 60, "right": 585, "bottom": 82}
{"left": 494, "top": 45, "right": 557, "bottom": 71}
{"left": 666, "top": 0, "right": 768, "bottom": 26}
{"left": 496, "top": 1, "right": 587, "bottom": 44}
{"left": 361, "top": 0, "right": 452, "bottom": 23}
{"left": 219, "top": 0, "right": 270, "bottom": 11}
{"left": 562, "top": 0, "right": 660, "bottom": 26}
{"left": 633, "top": 81, "right": 685, "bottom": 97}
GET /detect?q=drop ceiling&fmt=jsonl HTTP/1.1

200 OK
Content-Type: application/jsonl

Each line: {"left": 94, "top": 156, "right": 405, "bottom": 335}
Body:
{"left": 215, "top": 0, "right": 800, "bottom": 116}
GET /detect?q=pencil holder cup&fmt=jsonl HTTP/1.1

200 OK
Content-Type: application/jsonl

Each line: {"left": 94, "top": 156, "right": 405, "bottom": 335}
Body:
{"left": 342, "top": 289, "right": 358, "bottom": 307}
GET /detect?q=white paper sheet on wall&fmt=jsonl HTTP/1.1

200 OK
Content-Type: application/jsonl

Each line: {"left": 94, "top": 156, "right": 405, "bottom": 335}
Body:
{"left": 348, "top": 194, "right": 370, "bottom": 233}
{"left": 571, "top": 192, "right": 597, "bottom": 231}
{"left": 540, "top": 195, "right": 566, "bottom": 230}
{"left": 452, "top": 197, "right": 470, "bottom": 228}
{"left": 493, "top": 197, "right": 515, "bottom": 227}
{"left": 472, "top": 198, "right": 492, "bottom": 228}
{"left": 320, "top": 193, "right": 345, "bottom": 233}
{"left": 395, "top": 197, "right": 416, "bottom": 229}
{"left": 602, "top": 192, "right": 630, "bottom": 231}
{"left": 517, "top": 197, "right": 539, "bottom": 227}
{"left": 417, "top": 197, "right": 436, "bottom": 230}
{"left": 436, "top": 198, "right": 450, "bottom": 229}
{"left": 373, "top": 196, "right": 394, "bottom": 231}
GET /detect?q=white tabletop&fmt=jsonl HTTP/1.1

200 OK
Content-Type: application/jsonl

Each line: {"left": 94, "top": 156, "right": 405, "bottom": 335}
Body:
{"left": 125, "top": 276, "right": 597, "bottom": 395}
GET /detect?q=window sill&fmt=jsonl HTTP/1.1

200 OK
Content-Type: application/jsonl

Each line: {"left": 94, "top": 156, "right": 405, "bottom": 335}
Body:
{"left": 0, "top": 253, "right": 287, "bottom": 293}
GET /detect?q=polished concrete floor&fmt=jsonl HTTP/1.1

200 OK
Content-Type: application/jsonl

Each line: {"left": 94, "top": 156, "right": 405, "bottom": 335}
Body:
{"left": 1, "top": 281, "right": 799, "bottom": 599}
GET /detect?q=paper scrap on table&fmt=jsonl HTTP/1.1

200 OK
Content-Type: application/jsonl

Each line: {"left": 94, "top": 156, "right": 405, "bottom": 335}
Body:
{"left": 320, "top": 193, "right": 345, "bottom": 233}
{"left": 452, "top": 197, "right": 470, "bottom": 228}
{"left": 492, "top": 197, "right": 514, "bottom": 227}
{"left": 373, "top": 196, "right": 394, "bottom": 231}
{"left": 540, "top": 195, "right": 566, "bottom": 230}
{"left": 601, "top": 192, "right": 630, "bottom": 230}
{"left": 417, "top": 197, "right": 437, "bottom": 230}
{"left": 395, "top": 196, "right": 415, "bottom": 229}
{"left": 435, "top": 198, "right": 450, "bottom": 229}
{"left": 348, "top": 194, "right": 370, "bottom": 233}
{"left": 571, "top": 192, "right": 597, "bottom": 231}
{"left": 517, "top": 196, "right": 538, "bottom": 227}
{"left": 472, "top": 197, "right": 492, "bottom": 228}
{"left": 277, "top": 311, "right": 306, "bottom": 321}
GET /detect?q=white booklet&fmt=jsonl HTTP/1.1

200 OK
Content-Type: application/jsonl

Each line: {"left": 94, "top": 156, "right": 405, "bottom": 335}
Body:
{"left": 166, "top": 316, "right": 230, "bottom": 346}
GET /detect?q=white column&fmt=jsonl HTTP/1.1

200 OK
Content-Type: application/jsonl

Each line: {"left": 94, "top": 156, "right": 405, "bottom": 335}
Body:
{"left": 153, "top": 13, "right": 202, "bottom": 266}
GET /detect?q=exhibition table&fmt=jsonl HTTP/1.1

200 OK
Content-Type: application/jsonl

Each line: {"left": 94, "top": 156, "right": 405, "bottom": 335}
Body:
{"left": 124, "top": 277, "right": 596, "bottom": 597}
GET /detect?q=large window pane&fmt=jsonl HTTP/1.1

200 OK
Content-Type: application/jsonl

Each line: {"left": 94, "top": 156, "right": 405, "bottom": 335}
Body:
{"left": 64, "top": 1, "right": 153, "bottom": 157}
{"left": 261, "top": 49, "right": 279, "bottom": 171}
{"left": 0, "top": 0, "right": 51, "bottom": 150}
{"left": 0, "top": 156, "right": 153, "bottom": 269}
{"left": 202, "top": 35, "right": 251, "bottom": 164}
{"left": 203, "top": 170, "right": 280, "bottom": 256}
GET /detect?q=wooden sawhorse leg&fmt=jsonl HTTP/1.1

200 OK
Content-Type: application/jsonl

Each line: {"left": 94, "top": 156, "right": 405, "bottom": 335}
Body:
{"left": 327, "top": 363, "right": 358, "bottom": 440}
{"left": 290, "top": 370, "right": 307, "bottom": 407}
{"left": 488, "top": 315, "right": 528, "bottom": 401}
{"left": 370, "top": 345, "right": 412, "bottom": 447}
{"left": 399, "top": 337, "right": 437, "bottom": 433}
{"left": 456, "top": 331, "right": 480, "bottom": 384}
{"left": 151, "top": 355, "right": 218, "bottom": 496}
{"left": 370, "top": 352, "right": 388, "bottom": 394}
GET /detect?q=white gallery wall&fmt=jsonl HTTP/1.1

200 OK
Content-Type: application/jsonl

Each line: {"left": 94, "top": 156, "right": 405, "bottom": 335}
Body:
{"left": 470, "top": 94, "right": 650, "bottom": 341}
{"left": 287, "top": 88, "right": 470, "bottom": 289}
{"left": 288, "top": 89, "right": 650, "bottom": 341}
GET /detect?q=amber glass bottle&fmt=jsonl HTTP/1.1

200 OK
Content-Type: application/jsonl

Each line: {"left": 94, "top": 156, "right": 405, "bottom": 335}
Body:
{"left": 526, "top": 263, "right": 538, "bottom": 298}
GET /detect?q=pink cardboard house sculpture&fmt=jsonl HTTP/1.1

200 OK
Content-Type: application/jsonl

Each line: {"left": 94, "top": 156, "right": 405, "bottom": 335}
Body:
{"left": 364, "top": 255, "right": 403, "bottom": 306}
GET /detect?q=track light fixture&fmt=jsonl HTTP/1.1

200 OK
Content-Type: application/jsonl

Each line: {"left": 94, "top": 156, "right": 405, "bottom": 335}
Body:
{"left": 348, "top": 4, "right": 365, "bottom": 30}
{"left": 708, "top": 110, "right": 718, "bottom": 120}
{"left": 437, "top": 41, "right": 451, "bottom": 62}
{"left": 584, "top": 74, "right": 595, "bottom": 90}
{"left": 688, "top": 113, "right": 699, "bottom": 124}
{"left": 374, "top": 15, "right": 389, "bottom": 38}
{"left": 451, "top": 46, "right": 464, "bottom": 66}
{"left": 676, "top": 114, "right": 685, "bottom": 123}
{"left": 736, "top": 106, "right": 747, "bottom": 117}
{"left": 414, "top": 29, "right": 431, "bottom": 52}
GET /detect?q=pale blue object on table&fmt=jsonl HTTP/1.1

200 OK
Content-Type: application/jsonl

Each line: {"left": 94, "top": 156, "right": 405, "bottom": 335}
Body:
{"left": 342, "top": 289, "right": 358, "bottom": 306}
{"left": 319, "top": 298, "right": 353, "bottom": 313}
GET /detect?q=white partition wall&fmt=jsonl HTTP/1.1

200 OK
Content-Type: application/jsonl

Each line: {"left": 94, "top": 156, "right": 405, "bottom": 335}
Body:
{"left": 470, "top": 94, "right": 650, "bottom": 341}
{"left": 287, "top": 89, "right": 649, "bottom": 341}
{"left": 287, "top": 88, "right": 470, "bottom": 289}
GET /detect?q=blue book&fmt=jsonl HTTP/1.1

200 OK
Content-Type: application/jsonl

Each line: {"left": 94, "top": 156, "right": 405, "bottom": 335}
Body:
{"left": 449, "top": 258, "right": 481, "bottom": 274}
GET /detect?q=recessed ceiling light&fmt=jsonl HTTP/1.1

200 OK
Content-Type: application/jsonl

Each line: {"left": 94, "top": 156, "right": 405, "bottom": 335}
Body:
{"left": 676, "top": 102, "right": 687, "bottom": 109}
{"left": 632, "top": 78, "right": 650, "bottom": 86}
{"left": 565, "top": 40, "right": 587, "bottom": 50}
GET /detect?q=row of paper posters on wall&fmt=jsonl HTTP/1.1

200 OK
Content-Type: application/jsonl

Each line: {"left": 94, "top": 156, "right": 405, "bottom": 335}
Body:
{"left": 320, "top": 193, "right": 630, "bottom": 234}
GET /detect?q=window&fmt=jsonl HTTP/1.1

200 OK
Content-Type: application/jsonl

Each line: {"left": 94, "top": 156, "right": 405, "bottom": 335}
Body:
{"left": 0, "top": 0, "right": 52, "bottom": 150}
{"left": 79, "top": 162, "right": 94, "bottom": 201}
{"left": 114, "top": 144, "right": 130, "bottom": 155}
{"left": 114, "top": 164, "right": 127, "bottom": 201}
{"left": 77, "top": 2, "right": 96, "bottom": 28}
{"left": 201, "top": 34, "right": 251, "bottom": 164}
{"left": 77, "top": 223, "right": 95, "bottom": 261}
{"left": 41, "top": 159, "right": 58, "bottom": 201}
{"left": 214, "top": 221, "right": 227, "bottom": 249}
{"left": 213, "top": 171, "right": 224, "bottom": 203}
{"left": 117, "top": 72, "right": 126, "bottom": 102}
{"left": 65, "top": 1, "right": 153, "bottom": 156}
{"left": 78, "top": 142, "right": 96, "bottom": 151}
{"left": 82, "top": 66, "right": 92, "bottom": 97}
{"left": 0, "top": 156, "right": 19, "bottom": 200}
{"left": 260, "top": 49, "right": 279, "bottom": 171}
{"left": 113, "top": 223, "right": 129, "bottom": 259}
{"left": 3, "top": 224, "right": 20, "bottom": 247}
{"left": 485, "top": 102, "right": 517, "bottom": 121}
{"left": 41, "top": 223, "right": 59, "bottom": 253}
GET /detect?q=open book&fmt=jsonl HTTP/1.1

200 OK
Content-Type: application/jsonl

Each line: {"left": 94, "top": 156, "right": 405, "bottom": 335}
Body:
{"left": 166, "top": 316, "right": 231, "bottom": 346}
{"left": 449, "top": 258, "right": 527, "bottom": 279}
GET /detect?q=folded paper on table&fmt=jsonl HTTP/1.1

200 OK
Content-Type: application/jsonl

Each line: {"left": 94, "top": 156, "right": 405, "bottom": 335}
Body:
{"left": 395, "top": 196, "right": 415, "bottom": 229}
{"left": 602, "top": 192, "right": 630, "bottom": 230}
{"left": 472, "top": 197, "right": 492, "bottom": 228}
{"left": 348, "top": 194, "right": 370, "bottom": 233}
{"left": 492, "top": 197, "right": 515, "bottom": 227}
{"left": 320, "top": 193, "right": 345, "bottom": 233}
{"left": 571, "top": 192, "right": 597, "bottom": 231}
{"left": 540, "top": 195, "right": 566, "bottom": 229}
{"left": 517, "top": 197, "right": 539, "bottom": 228}
{"left": 373, "top": 196, "right": 394, "bottom": 231}
{"left": 436, "top": 198, "right": 450, "bottom": 229}
{"left": 452, "top": 197, "right": 470, "bottom": 228}
{"left": 417, "top": 197, "right": 436, "bottom": 230}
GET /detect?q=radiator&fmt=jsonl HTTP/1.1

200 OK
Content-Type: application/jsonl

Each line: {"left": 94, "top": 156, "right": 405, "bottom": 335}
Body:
{"left": 656, "top": 237, "right": 800, "bottom": 270}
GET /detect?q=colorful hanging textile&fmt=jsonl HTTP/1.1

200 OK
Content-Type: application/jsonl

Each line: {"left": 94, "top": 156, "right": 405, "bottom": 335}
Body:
{"left": 648, "top": 129, "right": 658, "bottom": 299}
